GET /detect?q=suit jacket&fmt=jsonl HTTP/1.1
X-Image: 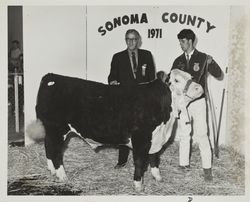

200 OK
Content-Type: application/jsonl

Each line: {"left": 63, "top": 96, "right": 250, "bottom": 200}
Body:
{"left": 108, "top": 49, "right": 156, "bottom": 86}
{"left": 171, "top": 49, "right": 223, "bottom": 90}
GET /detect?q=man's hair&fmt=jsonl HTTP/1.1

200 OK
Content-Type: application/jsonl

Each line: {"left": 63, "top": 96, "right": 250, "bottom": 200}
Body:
{"left": 125, "top": 29, "right": 142, "bottom": 48}
{"left": 156, "top": 71, "right": 167, "bottom": 82}
{"left": 125, "top": 29, "right": 141, "bottom": 40}
{"left": 177, "top": 29, "right": 196, "bottom": 44}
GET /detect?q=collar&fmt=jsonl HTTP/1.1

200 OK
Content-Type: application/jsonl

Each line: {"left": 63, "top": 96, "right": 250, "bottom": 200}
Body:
{"left": 128, "top": 49, "right": 138, "bottom": 56}
{"left": 185, "top": 49, "right": 195, "bottom": 58}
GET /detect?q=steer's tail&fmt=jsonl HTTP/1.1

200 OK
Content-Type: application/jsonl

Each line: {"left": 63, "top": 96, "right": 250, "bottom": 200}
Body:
{"left": 26, "top": 119, "right": 46, "bottom": 144}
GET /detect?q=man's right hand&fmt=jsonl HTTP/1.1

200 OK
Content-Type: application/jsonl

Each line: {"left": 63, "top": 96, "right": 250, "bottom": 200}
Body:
{"left": 109, "top": 80, "right": 120, "bottom": 85}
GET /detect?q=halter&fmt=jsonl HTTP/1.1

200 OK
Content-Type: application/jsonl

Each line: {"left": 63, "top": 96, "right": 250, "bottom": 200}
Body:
{"left": 183, "top": 79, "right": 193, "bottom": 98}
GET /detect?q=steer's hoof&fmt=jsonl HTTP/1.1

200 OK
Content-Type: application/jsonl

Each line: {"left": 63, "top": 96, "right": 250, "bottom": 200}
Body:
{"left": 49, "top": 169, "right": 56, "bottom": 176}
{"left": 57, "top": 173, "right": 68, "bottom": 182}
{"left": 56, "top": 166, "right": 68, "bottom": 182}
{"left": 58, "top": 175, "right": 68, "bottom": 182}
{"left": 151, "top": 167, "right": 163, "bottom": 182}
{"left": 134, "top": 180, "right": 143, "bottom": 192}
{"left": 47, "top": 159, "right": 56, "bottom": 175}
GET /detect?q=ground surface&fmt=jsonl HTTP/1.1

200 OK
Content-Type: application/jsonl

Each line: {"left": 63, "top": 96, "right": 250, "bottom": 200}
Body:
{"left": 8, "top": 138, "right": 244, "bottom": 195}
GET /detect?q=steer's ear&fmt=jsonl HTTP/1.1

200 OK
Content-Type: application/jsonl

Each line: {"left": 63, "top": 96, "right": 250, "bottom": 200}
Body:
{"left": 156, "top": 71, "right": 168, "bottom": 83}
{"left": 165, "top": 73, "right": 171, "bottom": 85}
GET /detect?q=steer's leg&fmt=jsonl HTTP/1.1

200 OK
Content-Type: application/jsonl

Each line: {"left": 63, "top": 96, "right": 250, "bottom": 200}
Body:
{"left": 132, "top": 132, "right": 151, "bottom": 192}
{"left": 44, "top": 124, "right": 68, "bottom": 181}
{"left": 149, "top": 152, "right": 163, "bottom": 181}
{"left": 115, "top": 145, "right": 130, "bottom": 169}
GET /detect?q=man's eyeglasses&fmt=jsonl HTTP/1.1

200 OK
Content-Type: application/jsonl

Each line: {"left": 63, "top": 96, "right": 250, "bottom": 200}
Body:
{"left": 126, "top": 38, "right": 138, "bottom": 42}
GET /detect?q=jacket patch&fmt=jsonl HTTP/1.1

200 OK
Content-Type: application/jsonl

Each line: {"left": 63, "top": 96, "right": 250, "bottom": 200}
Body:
{"left": 193, "top": 63, "right": 200, "bottom": 72}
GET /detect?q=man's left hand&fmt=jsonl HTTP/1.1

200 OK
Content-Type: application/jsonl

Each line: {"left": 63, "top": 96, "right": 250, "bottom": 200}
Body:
{"left": 207, "top": 55, "right": 213, "bottom": 64}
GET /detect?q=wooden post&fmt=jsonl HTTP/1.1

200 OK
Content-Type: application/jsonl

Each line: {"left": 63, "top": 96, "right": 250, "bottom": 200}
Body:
{"left": 14, "top": 70, "right": 20, "bottom": 133}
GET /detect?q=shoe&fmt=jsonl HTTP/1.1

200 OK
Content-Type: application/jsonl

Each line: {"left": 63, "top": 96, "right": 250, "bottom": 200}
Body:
{"left": 204, "top": 168, "right": 213, "bottom": 182}
{"left": 178, "top": 165, "right": 191, "bottom": 171}
{"left": 114, "top": 162, "right": 127, "bottom": 169}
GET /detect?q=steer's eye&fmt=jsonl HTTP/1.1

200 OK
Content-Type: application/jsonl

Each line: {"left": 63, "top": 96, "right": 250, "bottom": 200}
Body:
{"left": 174, "top": 79, "right": 179, "bottom": 83}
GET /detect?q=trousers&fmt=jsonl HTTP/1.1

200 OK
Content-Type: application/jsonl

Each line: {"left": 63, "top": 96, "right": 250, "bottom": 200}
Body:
{"left": 178, "top": 97, "right": 212, "bottom": 169}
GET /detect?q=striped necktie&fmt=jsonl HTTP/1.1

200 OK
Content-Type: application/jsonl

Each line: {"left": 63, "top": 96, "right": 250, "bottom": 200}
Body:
{"left": 186, "top": 54, "right": 190, "bottom": 69}
{"left": 132, "top": 52, "right": 137, "bottom": 73}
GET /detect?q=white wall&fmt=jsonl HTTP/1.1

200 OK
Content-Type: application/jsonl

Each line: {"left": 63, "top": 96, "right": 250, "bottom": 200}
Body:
{"left": 23, "top": 6, "right": 86, "bottom": 143}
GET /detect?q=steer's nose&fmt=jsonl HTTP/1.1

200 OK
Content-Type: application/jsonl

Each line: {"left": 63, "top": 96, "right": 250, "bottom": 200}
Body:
{"left": 196, "top": 85, "right": 204, "bottom": 94}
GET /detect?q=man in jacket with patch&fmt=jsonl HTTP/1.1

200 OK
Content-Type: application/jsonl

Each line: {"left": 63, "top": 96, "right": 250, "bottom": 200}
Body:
{"left": 171, "top": 29, "right": 223, "bottom": 181}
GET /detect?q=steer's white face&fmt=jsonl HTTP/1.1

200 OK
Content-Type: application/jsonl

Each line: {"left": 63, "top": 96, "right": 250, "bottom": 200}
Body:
{"left": 169, "top": 69, "right": 192, "bottom": 96}
{"left": 169, "top": 69, "right": 204, "bottom": 123}
{"left": 169, "top": 69, "right": 203, "bottom": 101}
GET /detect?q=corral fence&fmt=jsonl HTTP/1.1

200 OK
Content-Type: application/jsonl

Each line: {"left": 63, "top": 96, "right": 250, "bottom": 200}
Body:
{"left": 8, "top": 69, "right": 24, "bottom": 136}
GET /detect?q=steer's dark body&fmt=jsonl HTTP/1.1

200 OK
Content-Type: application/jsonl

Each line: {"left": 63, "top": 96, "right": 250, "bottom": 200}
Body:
{"left": 36, "top": 73, "right": 172, "bottom": 182}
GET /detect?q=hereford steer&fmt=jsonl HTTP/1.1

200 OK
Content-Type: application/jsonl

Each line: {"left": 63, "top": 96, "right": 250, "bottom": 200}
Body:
{"left": 28, "top": 69, "right": 203, "bottom": 192}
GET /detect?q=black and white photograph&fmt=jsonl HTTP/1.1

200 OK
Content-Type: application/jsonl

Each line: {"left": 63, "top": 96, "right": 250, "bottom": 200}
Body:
{"left": 0, "top": 0, "right": 249, "bottom": 201}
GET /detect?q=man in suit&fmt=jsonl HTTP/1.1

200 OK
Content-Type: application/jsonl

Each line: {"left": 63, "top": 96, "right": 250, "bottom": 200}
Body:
{"left": 171, "top": 29, "right": 223, "bottom": 181}
{"left": 108, "top": 29, "right": 156, "bottom": 168}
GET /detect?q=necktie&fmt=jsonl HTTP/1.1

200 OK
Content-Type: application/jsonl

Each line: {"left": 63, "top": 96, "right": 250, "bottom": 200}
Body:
{"left": 186, "top": 54, "right": 190, "bottom": 69}
{"left": 132, "top": 52, "right": 137, "bottom": 73}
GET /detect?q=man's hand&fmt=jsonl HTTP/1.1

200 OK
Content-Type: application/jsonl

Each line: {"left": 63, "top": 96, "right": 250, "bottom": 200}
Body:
{"left": 109, "top": 80, "right": 120, "bottom": 85}
{"left": 207, "top": 55, "right": 213, "bottom": 64}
